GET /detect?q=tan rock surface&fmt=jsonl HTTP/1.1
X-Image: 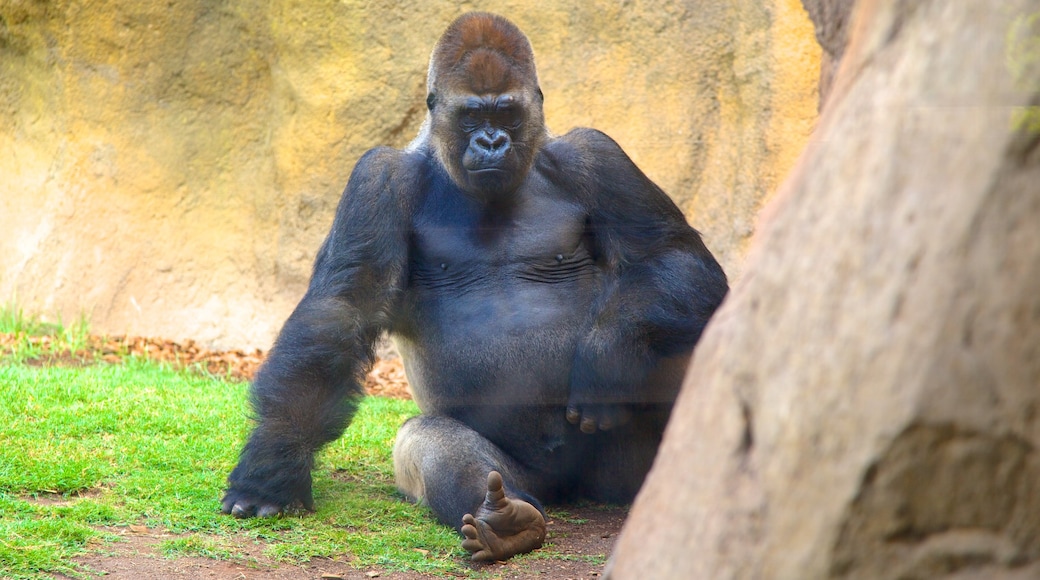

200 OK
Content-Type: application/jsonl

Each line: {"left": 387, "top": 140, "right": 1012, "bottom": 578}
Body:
{"left": 801, "top": 0, "right": 856, "bottom": 105}
{"left": 0, "top": 1, "right": 819, "bottom": 348}
{"left": 607, "top": 0, "right": 1040, "bottom": 578}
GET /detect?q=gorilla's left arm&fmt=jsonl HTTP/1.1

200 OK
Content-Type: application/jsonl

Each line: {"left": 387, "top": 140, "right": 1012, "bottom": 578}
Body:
{"left": 559, "top": 129, "right": 728, "bottom": 431}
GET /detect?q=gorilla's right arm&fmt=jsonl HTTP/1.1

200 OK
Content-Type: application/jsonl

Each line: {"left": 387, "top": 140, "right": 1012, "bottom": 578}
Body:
{"left": 222, "top": 148, "right": 412, "bottom": 517}
{"left": 552, "top": 129, "right": 729, "bottom": 433}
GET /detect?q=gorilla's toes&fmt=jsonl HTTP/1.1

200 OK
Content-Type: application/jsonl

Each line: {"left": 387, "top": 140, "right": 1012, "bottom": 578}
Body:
{"left": 460, "top": 471, "right": 546, "bottom": 562}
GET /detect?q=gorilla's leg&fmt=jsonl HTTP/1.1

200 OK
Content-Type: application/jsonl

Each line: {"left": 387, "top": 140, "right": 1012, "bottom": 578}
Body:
{"left": 393, "top": 415, "right": 547, "bottom": 561}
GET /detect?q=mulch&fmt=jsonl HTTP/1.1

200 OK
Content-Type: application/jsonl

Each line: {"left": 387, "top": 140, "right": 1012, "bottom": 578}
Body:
{"left": 0, "top": 333, "right": 412, "bottom": 399}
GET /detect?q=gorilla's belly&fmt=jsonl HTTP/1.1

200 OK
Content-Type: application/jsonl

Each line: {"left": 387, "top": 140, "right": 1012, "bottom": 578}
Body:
{"left": 395, "top": 270, "right": 598, "bottom": 413}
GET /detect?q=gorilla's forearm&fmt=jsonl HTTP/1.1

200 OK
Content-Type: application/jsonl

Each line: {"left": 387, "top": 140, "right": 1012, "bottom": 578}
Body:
{"left": 253, "top": 297, "right": 374, "bottom": 421}
{"left": 568, "top": 247, "right": 724, "bottom": 406}
{"left": 222, "top": 296, "right": 371, "bottom": 516}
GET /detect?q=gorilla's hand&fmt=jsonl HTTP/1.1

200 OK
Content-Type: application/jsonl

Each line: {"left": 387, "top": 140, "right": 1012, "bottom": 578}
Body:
{"left": 221, "top": 489, "right": 303, "bottom": 519}
{"left": 565, "top": 403, "right": 633, "bottom": 434}
{"left": 220, "top": 482, "right": 314, "bottom": 519}
{"left": 221, "top": 435, "right": 315, "bottom": 518}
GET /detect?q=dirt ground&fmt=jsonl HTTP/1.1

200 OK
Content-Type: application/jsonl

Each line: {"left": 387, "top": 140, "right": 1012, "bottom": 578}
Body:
{"left": 6, "top": 334, "right": 628, "bottom": 579}
{"left": 58, "top": 505, "right": 625, "bottom": 579}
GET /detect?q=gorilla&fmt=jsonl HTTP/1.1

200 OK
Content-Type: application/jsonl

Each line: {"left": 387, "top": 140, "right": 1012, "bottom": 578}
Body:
{"left": 222, "top": 12, "right": 728, "bottom": 562}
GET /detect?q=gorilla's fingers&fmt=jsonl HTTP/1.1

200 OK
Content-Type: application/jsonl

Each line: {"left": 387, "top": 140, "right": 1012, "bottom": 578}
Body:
{"left": 300, "top": 485, "right": 315, "bottom": 511}
{"left": 565, "top": 406, "right": 581, "bottom": 424}
{"left": 568, "top": 404, "right": 634, "bottom": 433}
{"left": 568, "top": 404, "right": 602, "bottom": 433}
{"left": 222, "top": 492, "right": 286, "bottom": 519}
{"left": 256, "top": 504, "right": 283, "bottom": 518}
{"left": 580, "top": 416, "right": 597, "bottom": 434}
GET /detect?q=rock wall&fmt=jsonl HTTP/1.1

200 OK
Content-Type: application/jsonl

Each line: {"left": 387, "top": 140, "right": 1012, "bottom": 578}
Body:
{"left": 800, "top": 0, "right": 855, "bottom": 106}
{"left": 0, "top": 0, "right": 819, "bottom": 348}
{"left": 607, "top": 0, "right": 1040, "bottom": 578}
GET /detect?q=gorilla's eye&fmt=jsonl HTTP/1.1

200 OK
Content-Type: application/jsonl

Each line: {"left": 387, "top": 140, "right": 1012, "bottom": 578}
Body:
{"left": 459, "top": 110, "right": 483, "bottom": 131}
{"left": 494, "top": 109, "right": 522, "bottom": 130}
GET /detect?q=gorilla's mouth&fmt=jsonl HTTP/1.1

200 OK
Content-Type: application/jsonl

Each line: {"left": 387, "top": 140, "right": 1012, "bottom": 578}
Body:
{"left": 465, "top": 167, "right": 515, "bottom": 196}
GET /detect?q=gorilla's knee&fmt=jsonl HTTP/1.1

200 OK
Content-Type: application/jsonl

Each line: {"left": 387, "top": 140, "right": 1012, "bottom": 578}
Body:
{"left": 393, "top": 416, "right": 432, "bottom": 502}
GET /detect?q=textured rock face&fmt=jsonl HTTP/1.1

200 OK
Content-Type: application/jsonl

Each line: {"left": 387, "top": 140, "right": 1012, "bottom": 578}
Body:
{"left": 0, "top": 0, "right": 819, "bottom": 348}
{"left": 800, "top": 0, "right": 855, "bottom": 105}
{"left": 607, "top": 0, "right": 1040, "bottom": 578}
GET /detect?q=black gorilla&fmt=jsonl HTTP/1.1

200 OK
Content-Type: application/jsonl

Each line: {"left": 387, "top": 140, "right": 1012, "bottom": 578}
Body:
{"left": 222, "top": 12, "right": 728, "bottom": 561}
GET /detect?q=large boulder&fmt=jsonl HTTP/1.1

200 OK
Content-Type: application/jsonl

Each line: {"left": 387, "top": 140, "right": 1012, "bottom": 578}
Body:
{"left": 0, "top": 1, "right": 819, "bottom": 348}
{"left": 800, "top": 0, "right": 855, "bottom": 105}
{"left": 607, "top": 0, "right": 1040, "bottom": 578}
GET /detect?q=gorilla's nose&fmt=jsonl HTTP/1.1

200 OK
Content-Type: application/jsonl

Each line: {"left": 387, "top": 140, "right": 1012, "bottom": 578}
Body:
{"left": 476, "top": 130, "right": 510, "bottom": 153}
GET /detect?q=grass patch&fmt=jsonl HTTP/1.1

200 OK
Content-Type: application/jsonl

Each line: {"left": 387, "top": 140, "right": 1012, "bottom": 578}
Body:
{"left": 0, "top": 304, "right": 91, "bottom": 363}
{"left": 0, "top": 307, "right": 620, "bottom": 579}
{"left": 0, "top": 344, "right": 470, "bottom": 578}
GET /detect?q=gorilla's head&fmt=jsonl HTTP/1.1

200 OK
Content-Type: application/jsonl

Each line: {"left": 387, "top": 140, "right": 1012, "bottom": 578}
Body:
{"left": 423, "top": 13, "right": 547, "bottom": 203}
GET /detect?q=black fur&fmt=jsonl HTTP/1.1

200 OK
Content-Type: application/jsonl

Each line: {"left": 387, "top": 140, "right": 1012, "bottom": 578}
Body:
{"left": 222, "top": 13, "right": 728, "bottom": 529}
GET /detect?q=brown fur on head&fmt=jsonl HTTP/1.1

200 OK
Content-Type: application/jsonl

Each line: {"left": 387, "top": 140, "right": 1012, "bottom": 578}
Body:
{"left": 422, "top": 13, "right": 547, "bottom": 200}
{"left": 427, "top": 12, "right": 539, "bottom": 96}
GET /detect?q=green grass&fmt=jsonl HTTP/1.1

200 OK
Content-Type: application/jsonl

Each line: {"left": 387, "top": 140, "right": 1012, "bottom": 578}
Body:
{"left": 0, "top": 360, "right": 468, "bottom": 578}
{"left": 0, "top": 306, "right": 474, "bottom": 579}
{"left": 0, "top": 307, "right": 620, "bottom": 579}
{"left": 0, "top": 304, "right": 91, "bottom": 362}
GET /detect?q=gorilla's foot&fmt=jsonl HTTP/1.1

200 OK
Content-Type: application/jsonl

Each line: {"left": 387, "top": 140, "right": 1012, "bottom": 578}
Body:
{"left": 460, "top": 471, "right": 546, "bottom": 562}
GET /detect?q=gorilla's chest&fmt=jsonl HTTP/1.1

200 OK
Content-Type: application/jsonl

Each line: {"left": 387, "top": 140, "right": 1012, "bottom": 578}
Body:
{"left": 411, "top": 189, "right": 589, "bottom": 273}
{"left": 407, "top": 183, "right": 599, "bottom": 300}
{"left": 396, "top": 183, "right": 601, "bottom": 409}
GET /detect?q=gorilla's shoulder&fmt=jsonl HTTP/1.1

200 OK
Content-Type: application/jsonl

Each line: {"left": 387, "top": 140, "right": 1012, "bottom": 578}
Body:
{"left": 354, "top": 146, "right": 427, "bottom": 177}
{"left": 334, "top": 146, "right": 434, "bottom": 222}
{"left": 551, "top": 128, "right": 626, "bottom": 156}
{"left": 538, "top": 129, "right": 634, "bottom": 189}
{"left": 348, "top": 146, "right": 430, "bottom": 198}
{"left": 541, "top": 129, "right": 628, "bottom": 172}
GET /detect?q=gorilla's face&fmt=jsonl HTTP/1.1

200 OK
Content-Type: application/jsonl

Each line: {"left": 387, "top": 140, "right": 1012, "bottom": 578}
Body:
{"left": 429, "top": 87, "right": 545, "bottom": 203}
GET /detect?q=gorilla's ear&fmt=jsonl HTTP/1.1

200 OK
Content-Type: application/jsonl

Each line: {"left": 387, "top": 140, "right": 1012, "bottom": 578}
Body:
{"left": 426, "top": 93, "right": 437, "bottom": 111}
{"left": 536, "top": 88, "right": 544, "bottom": 103}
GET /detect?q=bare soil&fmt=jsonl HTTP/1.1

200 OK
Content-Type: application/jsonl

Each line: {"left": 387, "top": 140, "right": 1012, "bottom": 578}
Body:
{"left": 57, "top": 505, "right": 623, "bottom": 579}
{"left": 5, "top": 333, "right": 626, "bottom": 578}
